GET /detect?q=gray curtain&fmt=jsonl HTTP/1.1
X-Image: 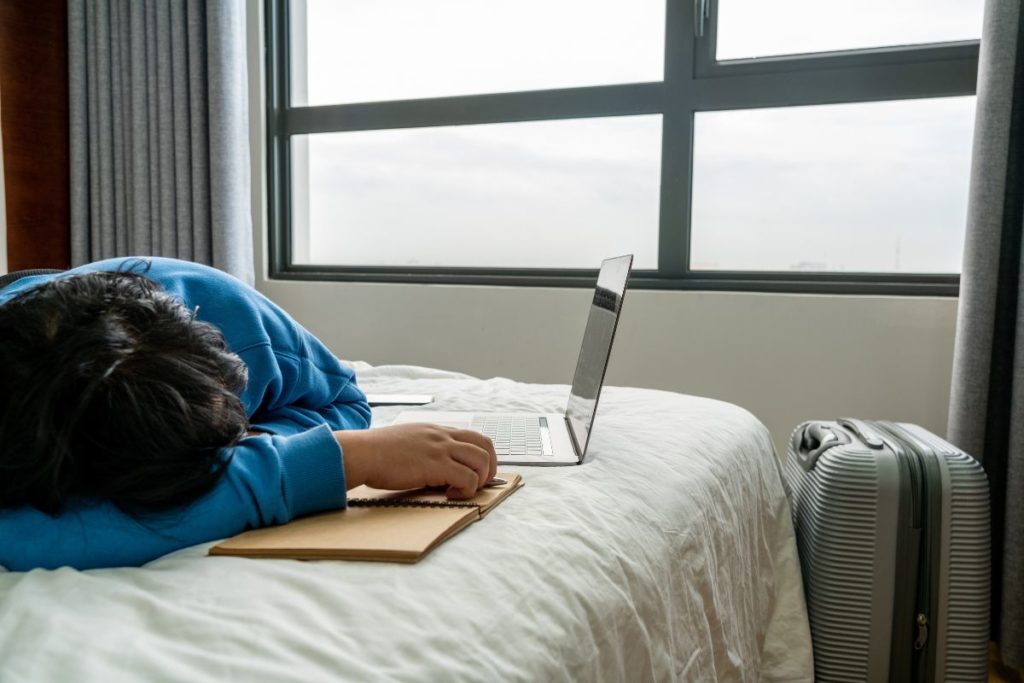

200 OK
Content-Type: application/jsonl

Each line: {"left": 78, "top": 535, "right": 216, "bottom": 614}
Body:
{"left": 68, "top": 0, "right": 253, "bottom": 284}
{"left": 948, "top": 0, "right": 1024, "bottom": 671}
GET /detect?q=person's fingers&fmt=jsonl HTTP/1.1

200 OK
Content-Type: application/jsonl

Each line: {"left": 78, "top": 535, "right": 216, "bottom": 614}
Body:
{"left": 485, "top": 446, "right": 497, "bottom": 482}
{"left": 449, "top": 428, "right": 496, "bottom": 457}
{"left": 443, "top": 461, "right": 480, "bottom": 500}
{"left": 448, "top": 442, "right": 491, "bottom": 490}
{"left": 448, "top": 428, "right": 498, "bottom": 481}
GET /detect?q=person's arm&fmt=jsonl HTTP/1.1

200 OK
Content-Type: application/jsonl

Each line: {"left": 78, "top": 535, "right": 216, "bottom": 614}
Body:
{"left": 0, "top": 422, "right": 497, "bottom": 571}
{"left": 183, "top": 264, "right": 497, "bottom": 497}
{"left": 0, "top": 426, "right": 344, "bottom": 571}
{"left": 167, "top": 260, "right": 372, "bottom": 436}
{"left": 237, "top": 339, "right": 371, "bottom": 437}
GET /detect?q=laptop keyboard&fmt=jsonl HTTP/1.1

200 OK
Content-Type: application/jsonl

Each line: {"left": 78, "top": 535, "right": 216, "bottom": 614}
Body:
{"left": 472, "top": 415, "right": 547, "bottom": 457}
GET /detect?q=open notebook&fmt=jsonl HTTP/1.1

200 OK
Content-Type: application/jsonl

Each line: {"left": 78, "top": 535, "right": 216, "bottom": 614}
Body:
{"left": 209, "top": 473, "right": 524, "bottom": 563}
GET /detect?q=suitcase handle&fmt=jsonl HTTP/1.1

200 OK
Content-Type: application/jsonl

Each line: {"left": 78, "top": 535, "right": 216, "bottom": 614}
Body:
{"left": 793, "top": 422, "right": 850, "bottom": 471}
{"left": 836, "top": 418, "right": 886, "bottom": 449}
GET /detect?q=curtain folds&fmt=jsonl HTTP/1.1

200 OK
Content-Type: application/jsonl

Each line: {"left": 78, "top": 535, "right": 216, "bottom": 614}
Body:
{"left": 948, "top": 0, "right": 1024, "bottom": 670}
{"left": 68, "top": 0, "right": 253, "bottom": 283}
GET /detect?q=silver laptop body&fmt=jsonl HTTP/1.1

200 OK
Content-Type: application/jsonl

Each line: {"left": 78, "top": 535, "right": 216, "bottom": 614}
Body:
{"left": 392, "top": 254, "right": 633, "bottom": 465}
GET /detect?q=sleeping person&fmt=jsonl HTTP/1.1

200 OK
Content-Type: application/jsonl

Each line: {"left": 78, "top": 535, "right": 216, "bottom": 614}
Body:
{"left": 0, "top": 257, "right": 496, "bottom": 571}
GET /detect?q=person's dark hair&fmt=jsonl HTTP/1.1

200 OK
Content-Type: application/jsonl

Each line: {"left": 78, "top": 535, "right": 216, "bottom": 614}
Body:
{"left": 0, "top": 267, "right": 249, "bottom": 515}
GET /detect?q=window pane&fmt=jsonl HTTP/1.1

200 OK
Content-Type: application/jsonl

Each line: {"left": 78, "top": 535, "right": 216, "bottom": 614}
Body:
{"left": 690, "top": 98, "right": 975, "bottom": 274}
{"left": 290, "top": 0, "right": 665, "bottom": 106}
{"left": 292, "top": 116, "right": 661, "bottom": 269}
{"left": 716, "top": 0, "right": 983, "bottom": 61}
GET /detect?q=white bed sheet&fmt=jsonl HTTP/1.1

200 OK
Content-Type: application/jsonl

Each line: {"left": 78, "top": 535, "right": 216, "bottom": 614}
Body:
{"left": 0, "top": 364, "right": 813, "bottom": 682}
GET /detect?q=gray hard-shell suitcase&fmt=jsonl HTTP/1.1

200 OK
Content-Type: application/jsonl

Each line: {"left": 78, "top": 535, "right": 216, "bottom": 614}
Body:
{"left": 783, "top": 419, "right": 990, "bottom": 682}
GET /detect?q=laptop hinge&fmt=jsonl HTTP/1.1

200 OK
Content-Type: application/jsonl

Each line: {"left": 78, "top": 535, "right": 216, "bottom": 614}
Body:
{"left": 564, "top": 417, "right": 584, "bottom": 462}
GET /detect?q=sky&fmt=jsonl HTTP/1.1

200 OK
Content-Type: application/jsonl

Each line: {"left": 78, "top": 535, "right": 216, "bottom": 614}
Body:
{"left": 288, "top": 0, "right": 984, "bottom": 274}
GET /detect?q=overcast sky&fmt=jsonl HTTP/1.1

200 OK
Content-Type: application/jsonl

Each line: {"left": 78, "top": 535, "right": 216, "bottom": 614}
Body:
{"left": 290, "top": 0, "right": 983, "bottom": 273}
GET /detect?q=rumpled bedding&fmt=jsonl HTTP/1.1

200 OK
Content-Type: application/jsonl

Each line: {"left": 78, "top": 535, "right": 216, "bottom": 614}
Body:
{"left": 0, "top": 364, "right": 812, "bottom": 682}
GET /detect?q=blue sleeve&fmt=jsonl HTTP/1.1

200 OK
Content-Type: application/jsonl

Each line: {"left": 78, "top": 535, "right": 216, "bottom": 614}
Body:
{"left": 0, "top": 426, "right": 345, "bottom": 571}
{"left": 134, "top": 257, "right": 372, "bottom": 436}
{"left": 235, "top": 330, "right": 372, "bottom": 437}
{"left": 0, "top": 257, "right": 371, "bottom": 571}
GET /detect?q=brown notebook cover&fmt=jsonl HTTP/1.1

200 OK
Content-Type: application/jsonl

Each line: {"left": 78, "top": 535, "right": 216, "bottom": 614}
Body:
{"left": 209, "top": 473, "right": 523, "bottom": 563}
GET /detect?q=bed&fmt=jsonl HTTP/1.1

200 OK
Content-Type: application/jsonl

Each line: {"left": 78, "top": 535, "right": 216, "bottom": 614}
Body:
{"left": 0, "top": 364, "right": 813, "bottom": 682}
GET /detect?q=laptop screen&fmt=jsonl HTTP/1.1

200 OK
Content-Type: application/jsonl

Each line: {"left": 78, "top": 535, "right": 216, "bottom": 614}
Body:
{"left": 564, "top": 254, "right": 633, "bottom": 458}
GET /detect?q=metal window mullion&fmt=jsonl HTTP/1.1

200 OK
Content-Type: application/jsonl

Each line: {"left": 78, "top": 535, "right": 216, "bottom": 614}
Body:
{"left": 699, "top": 42, "right": 978, "bottom": 78}
{"left": 691, "top": 56, "right": 978, "bottom": 112}
{"left": 279, "top": 82, "right": 664, "bottom": 135}
{"left": 267, "top": 0, "right": 292, "bottom": 278}
{"left": 657, "top": 0, "right": 698, "bottom": 277}
{"left": 273, "top": 265, "right": 959, "bottom": 296}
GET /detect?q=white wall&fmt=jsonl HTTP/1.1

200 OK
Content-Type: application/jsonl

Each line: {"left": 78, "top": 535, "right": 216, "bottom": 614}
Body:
{"left": 245, "top": 2, "right": 959, "bottom": 454}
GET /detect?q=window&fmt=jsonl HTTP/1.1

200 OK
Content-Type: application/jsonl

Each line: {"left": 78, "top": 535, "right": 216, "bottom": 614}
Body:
{"left": 292, "top": 117, "right": 662, "bottom": 269}
{"left": 267, "top": 0, "right": 981, "bottom": 294}
{"left": 690, "top": 98, "right": 975, "bottom": 274}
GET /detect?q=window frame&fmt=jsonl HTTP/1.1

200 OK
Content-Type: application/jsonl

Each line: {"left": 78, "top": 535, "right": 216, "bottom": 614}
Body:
{"left": 266, "top": 0, "right": 979, "bottom": 295}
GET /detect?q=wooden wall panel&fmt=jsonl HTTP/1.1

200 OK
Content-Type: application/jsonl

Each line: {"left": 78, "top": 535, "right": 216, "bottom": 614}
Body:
{"left": 0, "top": 0, "right": 70, "bottom": 271}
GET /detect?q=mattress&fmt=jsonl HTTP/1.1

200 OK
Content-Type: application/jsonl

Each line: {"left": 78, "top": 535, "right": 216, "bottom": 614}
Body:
{"left": 0, "top": 364, "right": 813, "bottom": 682}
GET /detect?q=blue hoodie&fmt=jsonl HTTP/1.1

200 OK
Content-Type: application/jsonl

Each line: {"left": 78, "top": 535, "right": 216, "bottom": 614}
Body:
{"left": 0, "top": 257, "right": 371, "bottom": 571}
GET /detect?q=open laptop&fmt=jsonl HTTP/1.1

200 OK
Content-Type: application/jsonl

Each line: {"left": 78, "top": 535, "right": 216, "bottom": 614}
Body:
{"left": 392, "top": 254, "right": 633, "bottom": 465}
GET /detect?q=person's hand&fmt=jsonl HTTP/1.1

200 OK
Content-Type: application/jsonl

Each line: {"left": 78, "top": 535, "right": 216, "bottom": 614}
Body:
{"left": 335, "top": 423, "right": 497, "bottom": 499}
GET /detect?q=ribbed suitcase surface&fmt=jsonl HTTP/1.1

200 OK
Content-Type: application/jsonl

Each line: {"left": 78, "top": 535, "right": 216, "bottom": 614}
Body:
{"left": 783, "top": 419, "right": 989, "bottom": 682}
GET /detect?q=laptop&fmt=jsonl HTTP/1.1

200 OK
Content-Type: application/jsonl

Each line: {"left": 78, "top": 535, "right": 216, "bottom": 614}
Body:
{"left": 392, "top": 254, "right": 633, "bottom": 465}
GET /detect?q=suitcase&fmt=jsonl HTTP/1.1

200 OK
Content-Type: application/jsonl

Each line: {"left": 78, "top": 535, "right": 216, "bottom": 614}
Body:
{"left": 783, "top": 419, "right": 990, "bottom": 682}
